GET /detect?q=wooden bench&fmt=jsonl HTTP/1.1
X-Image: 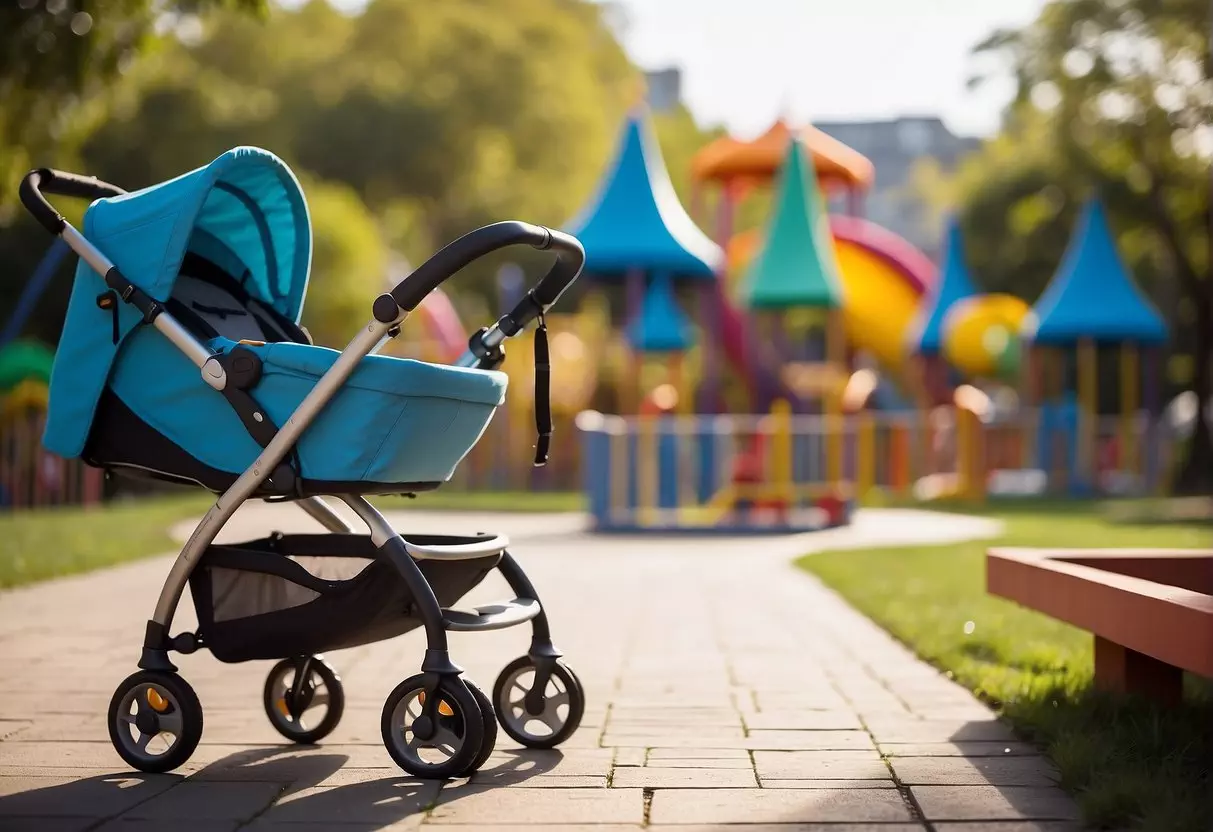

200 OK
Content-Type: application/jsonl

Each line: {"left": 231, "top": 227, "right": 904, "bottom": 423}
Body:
{"left": 986, "top": 548, "right": 1213, "bottom": 705}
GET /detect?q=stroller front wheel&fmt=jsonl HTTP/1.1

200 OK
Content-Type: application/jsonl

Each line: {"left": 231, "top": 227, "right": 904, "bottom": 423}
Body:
{"left": 263, "top": 656, "right": 345, "bottom": 744}
{"left": 107, "top": 670, "right": 203, "bottom": 773}
{"left": 493, "top": 656, "right": 585, "bottom": 749}
{"left": 380, "top": 674, "right": 485, "bottom": 779}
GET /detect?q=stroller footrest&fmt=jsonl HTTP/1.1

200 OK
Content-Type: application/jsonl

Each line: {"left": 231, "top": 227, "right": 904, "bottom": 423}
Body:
{"left": 402, "top": 533, "right": 509, "bottom": 561}
{"left": 443, "top": 598, "right": 540, "bottom": 631}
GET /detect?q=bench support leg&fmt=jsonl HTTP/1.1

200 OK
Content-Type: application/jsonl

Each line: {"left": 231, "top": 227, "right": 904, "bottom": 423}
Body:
{"left": 1093, "top": 636, "right": 1183, "bottom": 706}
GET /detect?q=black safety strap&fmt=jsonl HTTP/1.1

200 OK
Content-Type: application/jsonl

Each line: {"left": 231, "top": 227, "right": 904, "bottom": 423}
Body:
{"left": 532, "top": 316, "right": 552, "bottom": 467}
{"left": 216, "top": 347, "right": 300, "bottom": 494}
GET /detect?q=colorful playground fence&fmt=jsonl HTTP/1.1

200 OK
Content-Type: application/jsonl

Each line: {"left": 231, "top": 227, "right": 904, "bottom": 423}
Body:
{"left": 0, "top": 410, "right": 103, "bottom": 510}
{"left": 576, "top": 404, "right": 1179, "bottom": 532}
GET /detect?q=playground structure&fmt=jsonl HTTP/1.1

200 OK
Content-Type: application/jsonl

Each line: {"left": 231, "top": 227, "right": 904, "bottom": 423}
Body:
{"left": 0, "top": 338, "right": 103, "bottom": 508}
{"left": 572, "top": 108, "right": 1180, "bottom": 532}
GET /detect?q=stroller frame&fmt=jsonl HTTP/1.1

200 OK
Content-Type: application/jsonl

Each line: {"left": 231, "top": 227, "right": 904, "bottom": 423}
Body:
{"left": 21, "top": 167, "right": 587, "bottom": 778}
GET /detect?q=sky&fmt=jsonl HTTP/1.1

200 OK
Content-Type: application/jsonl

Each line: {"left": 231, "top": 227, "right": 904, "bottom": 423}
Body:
{"left": 603, "top": 0, "right": 1049, "bottom": 138}
{"left": 297, "top": 0, "right": 1050, "bottom": 138}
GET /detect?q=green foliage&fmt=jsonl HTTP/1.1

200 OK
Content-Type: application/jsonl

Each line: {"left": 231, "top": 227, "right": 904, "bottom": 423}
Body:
{"left": 296, "top": 175, "right": 392, "bottom": 347}
{"left": 0, "top": 0, "right": 264, "bottom": 202}
{"left": 799, "top": 501, "right": 1211, "bottom": 832}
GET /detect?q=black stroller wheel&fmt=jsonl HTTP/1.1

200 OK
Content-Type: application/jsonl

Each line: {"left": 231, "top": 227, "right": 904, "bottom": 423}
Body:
{"left": 492, "top": 656, "right": 585, "bottom": 749}
{"left": 381, "top": 674, "right": 485, "bottom": 779}
{"left": 107, "top": 670, "right": 203, "bottom": 773}
{"left": 463, "top": 678, "right": 497, "bottom": 774}
{"left": 263, "top": 656, "right": 345, "bottom": 744}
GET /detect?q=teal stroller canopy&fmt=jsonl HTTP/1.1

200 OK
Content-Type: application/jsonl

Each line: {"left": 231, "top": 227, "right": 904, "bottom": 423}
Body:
{"left": 45, "top": 147, "right": 312, "bottom": 458}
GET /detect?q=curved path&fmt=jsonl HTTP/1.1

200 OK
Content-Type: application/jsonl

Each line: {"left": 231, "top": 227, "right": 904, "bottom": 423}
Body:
{"left": 0, "top": 506, "right": 1082, "bottom": 830}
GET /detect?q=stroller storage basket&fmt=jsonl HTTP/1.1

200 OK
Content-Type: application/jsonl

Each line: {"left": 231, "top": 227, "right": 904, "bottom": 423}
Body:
{"left": 190, "top": 533, "right": 504, "bottom": 663}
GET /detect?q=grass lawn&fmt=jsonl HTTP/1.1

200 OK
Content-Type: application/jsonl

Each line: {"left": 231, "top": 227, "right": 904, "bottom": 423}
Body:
{"left": 0, "top": 490, "right": 583, "bottom": 590}
{"left": 0, "top": 493, "right": 211, "bottom": 589}
{"left": 798, "top": 500, "right": 1211, "bottom": 832}
{"left": 378, "top": 490, "right": 584, "bottom": 513}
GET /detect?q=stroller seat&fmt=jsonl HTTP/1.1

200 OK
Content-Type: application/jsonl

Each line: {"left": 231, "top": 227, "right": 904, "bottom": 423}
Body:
{"left": 40, "top": 148, "right": 507, "bottom": 495}
{"left": 84, "top": 256, "right": 507, "bottom": 494}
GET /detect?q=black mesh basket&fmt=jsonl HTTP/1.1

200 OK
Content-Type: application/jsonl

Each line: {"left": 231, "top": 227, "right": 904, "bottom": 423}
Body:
{"left": 189, "top": 533, "right": 501, "bottom": 663}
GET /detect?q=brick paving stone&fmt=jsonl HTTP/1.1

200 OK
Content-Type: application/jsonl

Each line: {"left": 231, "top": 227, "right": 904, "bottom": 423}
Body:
{"left": 891, "top": 756, "right": 1060, "bottom": 786}
{"left": 125, "top": 781, "right": 287, "bottom": 822}
{"left": 256, "top": 778, "right": 439, "bottom": 825}
{"left": 0, "top": 721, "right": 32, "bottom": 740}
{"left": 612, "top": 748, "right": 646, "bottom": 766}
{"left": 646, "top": 747, "right": 751, "bottom": 759}
{"left": 880, "top": 742, "right": 1039, "bottom": 758}
{"left": 912, "top": 786, "right": 1082, "bottom": 822}
{"left": 760, "top": 778, "right": 899, "bottom": 789}
{"left": 475, "top": 749, "right": 613, "bottom": 778}
{"left": 752, "top": 750, "right": 890, "bottom": 781}
{"left": 649, "top": 826, "right": 925, "bottom": 832}
{"left": 0, "top": 773, "right": 180, "bottom": 818}
{"left": 866, "top": 718, "right": 1017, "bottom": 744}
{"left": 745, "top": 729, "right": 876, "bottom": 750}
{"left": 610, "top": 766, "right": 757, "bottom": 788}
{"left": 421, "top": 827, "right": 643, "bottom": 832}
{"left": 427, "top": 786, "right": 644, "bottom": 825}
{"left": 93, "top": 821, "right": 241, "bottom": 832}
{"left": 649, "top": 787, "right": 915, "bottom": 824}
{"left": 473, "top": 773, "right": 608, "bottom": 787}
{"left": 743, "top": 711, "right": 863, "bottom": 730}
{"left": 0, "top": 819, "right": 95, "bottom": 832}
{"left": 248, "top": 823, "right": 420, "bottom": 832}
{"left": 646, "top": 757, "right": 753, "bottom": 769}
{"left": 604, "top": 724, "right": 746, "bottom": 739}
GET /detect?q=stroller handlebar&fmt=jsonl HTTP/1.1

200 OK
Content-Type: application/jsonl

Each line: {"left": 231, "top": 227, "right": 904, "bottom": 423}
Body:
{"left": 388, "top": 221, "right": 585, "bottom": 321}
{"left": 19, "top": 168, "right": 127, "bottom": 235}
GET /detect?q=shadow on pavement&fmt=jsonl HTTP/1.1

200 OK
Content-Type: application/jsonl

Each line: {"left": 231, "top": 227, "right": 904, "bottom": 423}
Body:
{"left": 0, "top": 744, "right": 562, "bottom": 829}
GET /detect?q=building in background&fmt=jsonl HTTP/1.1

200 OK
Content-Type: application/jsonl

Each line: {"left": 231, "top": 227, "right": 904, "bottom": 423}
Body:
{"left": 815, "top": 117, "right": 980, "bottom": 260}
{"left": 644, "top": 68, "right": 682, "bottom": 113}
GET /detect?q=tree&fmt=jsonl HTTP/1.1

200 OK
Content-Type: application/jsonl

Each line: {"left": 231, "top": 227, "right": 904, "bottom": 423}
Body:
{"left": 959, "top": 0, "right": 1211, "bottom": 491}
{"left": 297, "top": 175, "right": 392, "bottom": 348}
{"left": 77, "top": 0, "right": 638, "bottom": 301}
{"left": 0, "top": 0, "right": 263, "bottom": 203}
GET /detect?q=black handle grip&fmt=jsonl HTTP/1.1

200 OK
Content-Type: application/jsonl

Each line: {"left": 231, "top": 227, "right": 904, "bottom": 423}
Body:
{"left": 19, "top": 168, "right": 126, "bottom": 235}
{"left": 390, "top": 221, "right": 585, "bottom": 314}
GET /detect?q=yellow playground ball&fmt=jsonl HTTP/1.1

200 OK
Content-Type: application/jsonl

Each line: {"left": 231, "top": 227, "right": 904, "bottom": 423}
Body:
{"left": 941, "top": 294, "right": 1030, "bottom": 380}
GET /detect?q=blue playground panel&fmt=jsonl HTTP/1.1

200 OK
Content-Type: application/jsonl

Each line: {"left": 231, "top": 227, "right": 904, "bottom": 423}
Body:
{"left": 579, "top": 416, "right": 853, "bottom": 534}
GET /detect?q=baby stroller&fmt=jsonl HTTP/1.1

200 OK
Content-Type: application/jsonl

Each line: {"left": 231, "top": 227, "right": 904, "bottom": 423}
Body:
{"left": 20, "top": 147, "right": 587, "bottom": 779}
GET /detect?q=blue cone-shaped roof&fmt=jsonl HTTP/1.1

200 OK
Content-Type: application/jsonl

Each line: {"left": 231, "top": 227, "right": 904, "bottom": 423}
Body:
{"left": 566, "top": 109, "right": 723, "bottom": 280}
{"left": 1023, "top": 200, "right": 1167, "bottom": 345}
{"left": 626, "top": 272, "right": 695, "bottom": 353}
{"left": 908, "top": 216, "right": 976, "bottom": 355}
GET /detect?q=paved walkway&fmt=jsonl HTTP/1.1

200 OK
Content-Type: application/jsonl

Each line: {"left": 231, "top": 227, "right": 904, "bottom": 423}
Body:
{"left": 0, "top": 505, "right": 1083, "bottom": 831}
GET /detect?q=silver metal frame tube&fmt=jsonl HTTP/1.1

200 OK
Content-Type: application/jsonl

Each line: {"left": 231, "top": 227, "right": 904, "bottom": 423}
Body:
{"left": 152, "top": 312, "right": 214, "bottom": 368}
{"left": 150, "top": 319, "right": 400, "bottom": 627}
{"left": 62, "top": 224, "right": 113, "bottom": 278}
{"left": 338, "top": 494, "right": 397, "bottom": 547}
{"left": 63, "top": 221, "right": 213, "bottom": 368}
{"left": 297, "top": 496, "right": 357, "bottom": 534}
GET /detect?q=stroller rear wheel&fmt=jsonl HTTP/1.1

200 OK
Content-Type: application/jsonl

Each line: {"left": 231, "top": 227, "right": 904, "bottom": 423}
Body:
{"left": 381, "top": 674, "right": 485, "bottom": 779}
{"left": 493, "top": 656, "right": 585, "bottom": 749}
{"left": 263, "top": 656, "right": 345, "bottom": 744}
{"left": 107, "top": 670, "right": 203, "bottom": 773}
{"left": 464, "top": 679, "right": 498, "bottom": 774}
